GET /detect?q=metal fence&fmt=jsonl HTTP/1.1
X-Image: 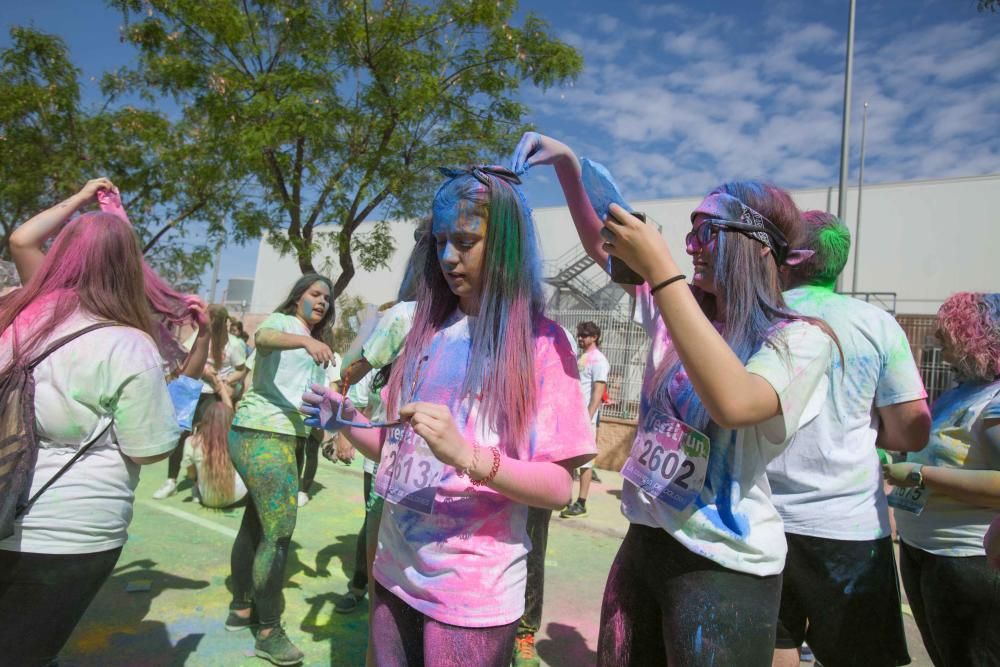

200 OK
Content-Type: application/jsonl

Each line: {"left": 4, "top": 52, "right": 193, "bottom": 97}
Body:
{"left": 896, "top": 314, "right": 956, "bottom": 404}
{"left": 547, "top": 305, "right": 958, "bottom": 424}
{"left": 548, "top": 307, "right": 649, "bottom": 422}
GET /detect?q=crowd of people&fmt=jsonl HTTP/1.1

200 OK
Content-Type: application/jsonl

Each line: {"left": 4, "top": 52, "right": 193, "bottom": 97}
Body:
{"left": 0, "top": 129, "right": 998, "bottom": 667}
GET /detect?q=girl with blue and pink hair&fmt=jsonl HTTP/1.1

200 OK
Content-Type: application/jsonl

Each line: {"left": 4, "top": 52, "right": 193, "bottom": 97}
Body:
{"left": 302, "top": 166, "right": 596, "bottom": 666}
{"left": 884, "top": 292, "right": 1000, "bottom": 666}
{"left": 513, "top": 133, "right": 838, "bottom": 666}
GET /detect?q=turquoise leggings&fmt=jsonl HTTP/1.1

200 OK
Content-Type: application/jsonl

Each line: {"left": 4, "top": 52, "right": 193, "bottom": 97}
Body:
{"left": 228, "top": 426, "right": 303, "bottom": 627}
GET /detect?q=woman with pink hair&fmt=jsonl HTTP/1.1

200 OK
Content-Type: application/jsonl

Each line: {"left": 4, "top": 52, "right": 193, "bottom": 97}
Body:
{"left": 884, "top": 292, "right": 1000, "bottom": 666}
{"left": 0, "top": 178, "right": 196, "bottom": 665}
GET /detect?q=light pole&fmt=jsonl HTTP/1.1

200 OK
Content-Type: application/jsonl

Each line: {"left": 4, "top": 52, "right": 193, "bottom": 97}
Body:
{"left": 851, "top": 101, "right": 869, "bottom": 292}
{"left": 837, "top": 0, "right": 857, "bottom": 225}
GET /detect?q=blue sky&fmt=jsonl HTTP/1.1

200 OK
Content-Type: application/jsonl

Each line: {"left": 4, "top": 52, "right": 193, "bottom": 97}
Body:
{"left": 3, "top": 1, "right": 999, "bottom": 299}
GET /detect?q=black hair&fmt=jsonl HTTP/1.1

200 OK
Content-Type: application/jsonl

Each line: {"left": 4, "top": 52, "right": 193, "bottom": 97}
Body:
{"left": 577, "top": 320, "right": 602, "bottom": 345}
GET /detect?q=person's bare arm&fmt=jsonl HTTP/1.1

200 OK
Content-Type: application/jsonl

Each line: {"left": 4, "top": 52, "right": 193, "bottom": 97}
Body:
{"left": 10, "top": 178, "right": 115, "bottom": 284}
{"left": 511, "top": 133, "right": 636, "bottom": 299}
{"left": 588, "top": 381, "right": 606, "bottom": 420}
{"left": 128, "top": 452, "right": 174, "bottom": 465}
{"left": 256, "top": 328, "right": 333, "bottom": 365}
{"left": 885, "top": 420, "right": 1000, "bottom": 508}
{"left": 876, "top": 399, "right": 932, "bottom": 453}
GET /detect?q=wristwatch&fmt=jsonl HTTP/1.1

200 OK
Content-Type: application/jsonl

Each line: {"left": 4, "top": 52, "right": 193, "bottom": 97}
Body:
{"left": 906, "top": 464, "right": 925, "bottom": 488}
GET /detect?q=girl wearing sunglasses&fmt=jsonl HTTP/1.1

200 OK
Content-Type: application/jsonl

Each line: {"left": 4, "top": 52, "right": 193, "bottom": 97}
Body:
{"left": 511, "top": 133, "right": 837, "bottom": 666}
{"left": 302, "top": 167, "right": 595, "bottom": 666}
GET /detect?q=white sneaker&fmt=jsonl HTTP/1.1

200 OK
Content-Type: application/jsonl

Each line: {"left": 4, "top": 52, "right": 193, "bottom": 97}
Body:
{"left": 153, "top": 479, "right": 178, "bottom": 500}
{"left": 297, "top": 491, "right": 310, "bottom": 507}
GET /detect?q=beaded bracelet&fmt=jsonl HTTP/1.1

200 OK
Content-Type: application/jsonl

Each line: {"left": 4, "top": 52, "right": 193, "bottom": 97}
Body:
{"left": 471, "top": 447, "right": 501, "bottom": 487}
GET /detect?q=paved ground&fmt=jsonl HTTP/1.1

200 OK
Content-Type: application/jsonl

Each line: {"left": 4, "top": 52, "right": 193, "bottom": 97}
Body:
{"left": 59, "top": 463, "right": 932, "bottom": 666}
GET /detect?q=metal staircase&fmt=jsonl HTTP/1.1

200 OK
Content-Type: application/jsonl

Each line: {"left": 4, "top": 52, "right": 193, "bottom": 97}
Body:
{"left": 544, "top": 248, "right": 628, "bottom": 311}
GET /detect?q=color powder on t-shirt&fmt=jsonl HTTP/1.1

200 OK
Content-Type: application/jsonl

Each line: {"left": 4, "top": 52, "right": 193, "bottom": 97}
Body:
{"left": 373, "top": 312, "right": 596, "bottom": 627}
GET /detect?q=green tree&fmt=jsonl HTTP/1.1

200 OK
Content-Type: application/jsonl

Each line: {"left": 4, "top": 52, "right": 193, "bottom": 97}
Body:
{"left": 979, "top": 0, "right": 999, "bottom": 12}
{"left": 0, "top": 27, "right": 244, "bottom": 288}
{"left": 0, "top": 27, "right": 84, "bottom": 255}
{"left": 107, "top": 0, "right": 582, "bottom": 296}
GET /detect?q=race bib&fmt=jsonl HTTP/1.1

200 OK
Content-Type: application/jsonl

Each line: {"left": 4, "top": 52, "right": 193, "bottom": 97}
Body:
{"left": 621, "top": 416, "right": 710, "bottom": 510}
{"left": 374, "top": 424, "right": 445, "bottom": 514}
{"left": 887, "top": 485, "right": 930, "bottom": 515}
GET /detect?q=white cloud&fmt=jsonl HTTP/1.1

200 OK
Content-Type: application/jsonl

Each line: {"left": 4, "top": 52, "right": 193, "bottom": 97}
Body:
{"left": 523, "top": 6, "right": 1000, "bottom": 201}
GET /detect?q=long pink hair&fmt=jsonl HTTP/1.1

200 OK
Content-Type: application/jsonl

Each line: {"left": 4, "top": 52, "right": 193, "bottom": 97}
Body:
{"left": 0, "top": 212, "right": 157, "bottom": 369}
{"left": 384, "top": 171, "right": 545, "bottom": 452}
{"left": 98, "top": 188, "right": 197, "bottom": 366}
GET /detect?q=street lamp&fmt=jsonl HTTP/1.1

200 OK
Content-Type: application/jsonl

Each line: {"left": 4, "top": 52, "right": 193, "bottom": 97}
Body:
{"left": 851, "top": 101, "right": 869, "bottom": 292}
{"left": 837, "top": 0, "right": 857, "bottom": 225}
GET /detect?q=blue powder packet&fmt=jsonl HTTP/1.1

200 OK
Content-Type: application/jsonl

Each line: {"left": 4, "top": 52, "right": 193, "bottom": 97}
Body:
{"left": 168, "top": 375, "right": 203, "bottom": 431}
{"left": 580, "top": 159, "right": 645, "bottom": 284}
{"left": 581, "top": 158, "right": 634, "bottom": 221}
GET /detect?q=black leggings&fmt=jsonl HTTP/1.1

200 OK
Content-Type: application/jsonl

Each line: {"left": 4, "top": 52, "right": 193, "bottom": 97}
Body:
{"left": 597, "top": 524, "right": 782, "bottom": 667}
{"left": 296, "top": 431, "right": 320, "bottom": 493}
{"left": 0, "top": 547, "right": 123, "bottom": 666}
{"left": 899, "top": 540, "right": 1000, "bottom": 666}
{"left": 519, "top": 506, "right": 552, "bottom": 635}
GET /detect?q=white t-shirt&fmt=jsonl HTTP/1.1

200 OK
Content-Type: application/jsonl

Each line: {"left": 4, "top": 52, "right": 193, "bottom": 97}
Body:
{"left": 183, "top": 332, "right": 248, "bottom": 394}
{"left": 767, "top": 286, "right": 928, "bottom": 540}
{"left": 374, "top": 313, "right": 596, "bottom": 627}
{"left": 0, "top": 308, "right": 180, "bottom": 554}
{"left": 180, "top": 435, "right": 248, "bottom": 508}
{"left": 232, "top": 313, "right": 328, "bottom": 437}
{"left": 352, "top": 301, "right": 416, "bottom": 474}
{"left": 896, "top": 380, "right": 1000, "bottom": 556}
{"left": 578, "top": 347, "right": 610, "bottom": 424}
{"left": 347, "top": 370, "right": 381, "bottom": 475}
{"left": 621, "top": 283, "right": 832, "bottom": 577}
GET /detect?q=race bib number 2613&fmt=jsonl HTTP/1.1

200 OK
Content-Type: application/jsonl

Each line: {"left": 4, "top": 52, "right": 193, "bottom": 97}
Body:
{"left": 621, "top": 417, "right": 710, "bottom": 511}
{"left": 374, "top": 425, "right": 445, "bottom": 514}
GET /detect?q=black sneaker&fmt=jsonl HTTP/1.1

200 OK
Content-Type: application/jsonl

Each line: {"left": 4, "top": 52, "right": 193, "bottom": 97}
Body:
{"left": 560, "top": 501, "right": 588, "bottom": 519}
{"left": 334, "top": 590, "right": 366, "bottom": 614}
{"left": 224, "top": 608, "right": 257, "bottom": 632}
{"left": 591, "top": 469, "right": 602, "bottom": 483}
{"left": 255, "top": 626, "right": 304, "bottom": 666}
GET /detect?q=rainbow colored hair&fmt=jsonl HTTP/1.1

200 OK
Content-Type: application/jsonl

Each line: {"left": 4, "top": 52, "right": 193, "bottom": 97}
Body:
{"left": 385, "top": 170, "right": 544, "bottom": 451}
{"left": 654, "top": 181, "right": 833, "bottom": 430}
{"left": 938, "top": 292, "right": 1000, "bottom": 381}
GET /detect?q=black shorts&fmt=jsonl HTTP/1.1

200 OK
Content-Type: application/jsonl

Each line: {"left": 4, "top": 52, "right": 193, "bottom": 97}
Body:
{"left": 775, "top": 533, "right": 909, "bottom": 666}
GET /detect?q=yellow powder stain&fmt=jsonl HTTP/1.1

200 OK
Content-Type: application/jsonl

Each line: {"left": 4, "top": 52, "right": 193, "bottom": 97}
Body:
{"left": 74, "top": 624, "right": 138, "bottom": 652}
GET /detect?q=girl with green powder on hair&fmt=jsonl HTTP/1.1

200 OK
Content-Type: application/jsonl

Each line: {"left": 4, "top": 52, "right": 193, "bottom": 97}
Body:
{"left": 225, "top": 273, "right": 335, "bottom": 666}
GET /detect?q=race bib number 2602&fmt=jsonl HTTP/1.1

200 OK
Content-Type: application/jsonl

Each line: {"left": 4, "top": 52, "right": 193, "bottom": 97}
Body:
{"left": 621, "top": 417, "right": 710, "bottom": 511}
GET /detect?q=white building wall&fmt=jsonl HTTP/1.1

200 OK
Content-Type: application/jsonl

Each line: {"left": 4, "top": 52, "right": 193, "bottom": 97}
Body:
{"left": 251, "top": 174, "right": 999, "bottom": 317}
